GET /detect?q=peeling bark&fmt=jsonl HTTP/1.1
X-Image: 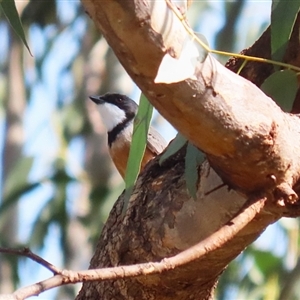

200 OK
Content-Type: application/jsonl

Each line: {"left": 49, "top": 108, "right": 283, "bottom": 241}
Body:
{"left": 78, "top": 1, "right": 300, "bottom": 299}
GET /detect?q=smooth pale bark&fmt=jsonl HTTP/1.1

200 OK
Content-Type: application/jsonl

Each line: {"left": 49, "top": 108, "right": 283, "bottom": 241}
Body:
{"left": 81, "top": 0, "right": 300, "bottom": 196}
{"left": 78, "top": 1, "right": 300, "bottom": 299}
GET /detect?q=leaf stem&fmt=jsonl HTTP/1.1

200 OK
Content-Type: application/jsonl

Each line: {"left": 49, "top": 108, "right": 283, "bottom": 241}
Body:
{"left": 165, "top": 0, "right": 300, "bottom": 73}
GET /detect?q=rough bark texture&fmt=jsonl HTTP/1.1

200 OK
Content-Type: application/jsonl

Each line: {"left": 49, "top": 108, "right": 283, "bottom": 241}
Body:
{"left": 78, "top": 1, "right": 300, "bottom": 299}
{"left": 77, "top": 150, "right": 282, "bottom": 299}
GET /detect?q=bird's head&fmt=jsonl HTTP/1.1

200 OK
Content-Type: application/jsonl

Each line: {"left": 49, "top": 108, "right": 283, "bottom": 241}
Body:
{"left": 89, "top": 93, "right": 137, "bottom": 132}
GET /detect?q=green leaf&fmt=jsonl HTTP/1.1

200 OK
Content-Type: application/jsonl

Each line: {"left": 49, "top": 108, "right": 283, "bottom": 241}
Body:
{"left": 2, "top": 156, "right": 34, "bottom": 201}
{"left": 185, "top": 142, "right": 204, "bottom": 199}
{"left": 0, "top": 156, "right": 37, "bottom": 230}
{"left": 271, "top": 0, "right": 299, "bottom": 62}
{"left": 0, "top": 182, "right": 40, "bottom": 219}
{"left": 252, "top": 249, "right": 282, "bottom": 275}
{"left": 0, "top": 0, "right": 32, "bottom": 55}
{"left": 159, "top": 134, "right": 205, "bottom": 199}
{"left": 123, "top": 94, "right": 153, "bottom": 212}
{"left": 159, "top": 133, "right": 187, "bottom": 165}
{"left": 29, "top": 197, "right": 53, "bottom": 248}
{"left": 30, "top": 188, "right": 68, "bottom": 249}
{"left": 260, "top": 69, "right": 298, "bottom": 112}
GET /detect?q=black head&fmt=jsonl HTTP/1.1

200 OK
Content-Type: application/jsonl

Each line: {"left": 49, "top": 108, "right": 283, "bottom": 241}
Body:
{"left": 89, "top": 93, "right": 138, "bottom": 117}
{"left": 89, "top": 93, "right": 138, "bottom": 147}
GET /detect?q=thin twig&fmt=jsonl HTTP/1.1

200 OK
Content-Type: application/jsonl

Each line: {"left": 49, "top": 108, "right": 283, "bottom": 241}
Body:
{"left": 4, "top": 196, "right": 266, "bottom": 300}
{"left": 204, "top": 183, "right": 227, "bottom": 196}
{"left": 0, "top": 247, "right": 61, "bottom": 274}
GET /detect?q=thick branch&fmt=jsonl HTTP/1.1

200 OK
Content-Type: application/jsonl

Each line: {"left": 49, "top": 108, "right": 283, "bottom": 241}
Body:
{"left": 76, "top": 151, "right": 287, "bottom": 299}
{"left": 82, "top": 0, "right": 300, "bottom": 196}
{"left": 0, "top": 198, "right": 266, "bottom": 300}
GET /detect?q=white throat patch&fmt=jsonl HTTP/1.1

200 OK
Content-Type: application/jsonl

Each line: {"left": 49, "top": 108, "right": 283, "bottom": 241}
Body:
{"left": 97, "top": 102, "right": 126, "bottom": 132}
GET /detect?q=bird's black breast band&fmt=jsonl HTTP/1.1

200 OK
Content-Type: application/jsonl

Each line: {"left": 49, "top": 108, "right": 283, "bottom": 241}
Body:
{"left": 107, "top": 118, "right": 132, "bottom": 147}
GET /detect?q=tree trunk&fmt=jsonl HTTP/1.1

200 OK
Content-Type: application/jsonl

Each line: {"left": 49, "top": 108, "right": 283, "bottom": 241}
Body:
{"left": 0, "top": 33, "right": 26, "bottom": 294}
{"left": 77, "top": 1, "right": 300, "bottom": 299}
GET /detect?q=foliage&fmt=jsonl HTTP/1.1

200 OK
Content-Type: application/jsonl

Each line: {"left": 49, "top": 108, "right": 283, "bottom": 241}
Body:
{"left": 124, "top": 94, "right": 153, "bottom": 212}
{"left": 271, "top": 0, "right": 299, "bottom": 63}
{"left": 0, "top": 0, "right": 31, "bottom": 54}
{"left": 261, "top": 70, "right": 298, "bottom": 112}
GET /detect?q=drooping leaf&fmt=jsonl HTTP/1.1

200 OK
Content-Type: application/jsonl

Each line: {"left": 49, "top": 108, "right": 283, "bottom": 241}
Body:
{"left": 160, "top": 135, "right": 204, "bottom": 199}
{"left": 260, "top": 69, "right": 298, "bottom": 112}
{"left": 29, "top": 161, "right": 72, "bottom": 249}
{"left": 185, "top": 142, "right": 204, "bottom": 199}
{"left": 0, "top": 182, "right": 40, "bottom": 222}
{"left": 159, "top": 133, "right": 187, "bottom": 165}
{"left": 251, "top": 249, "right": 282, "bottom": 275}
{"left": 29, "top": 197, "right": 53, "bottom": 249}
{"left": 0, "top": 0, "right": 32, "bottom": 55}
{"left": 271, "top": 0, "right": 299, "bottom": 62}
{"left": 2, "top": 156, "right": 34, "bottom": 201}
{"left": 30, "top": 182, "right": 68, "bottom": 249}
{"left": 123, "top": 94, "right": 153, "bottom": 212}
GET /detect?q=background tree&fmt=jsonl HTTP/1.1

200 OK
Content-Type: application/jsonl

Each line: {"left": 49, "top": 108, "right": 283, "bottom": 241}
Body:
{"left": 1, "top": 1, "right": 300, "bottom": 299}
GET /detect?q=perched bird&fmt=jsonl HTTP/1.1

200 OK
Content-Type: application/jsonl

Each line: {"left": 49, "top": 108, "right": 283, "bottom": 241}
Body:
{"left": 90, "top": 93, "right": 167, "bottom": 178}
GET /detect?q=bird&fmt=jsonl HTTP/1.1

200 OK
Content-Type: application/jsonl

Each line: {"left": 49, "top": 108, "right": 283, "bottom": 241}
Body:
{"left": 89, "top": 93, "right": 167, "bottom": 178}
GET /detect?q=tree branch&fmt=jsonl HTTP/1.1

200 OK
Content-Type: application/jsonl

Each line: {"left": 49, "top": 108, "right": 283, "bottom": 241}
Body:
{"left": 0, "top": 247, "right": 61, "bottom": 275}
{"left": 82, "top": 0, "right": 300, "bottom": 198}
{"left": 0, "top": 195, "right": 266, "bottom": 300}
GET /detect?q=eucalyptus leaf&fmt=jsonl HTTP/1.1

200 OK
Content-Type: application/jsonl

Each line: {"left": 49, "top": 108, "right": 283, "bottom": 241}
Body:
{"left": 260, "top": 69, "right": 298, "bottom": 112}
{"left": 1, "top": 156, "right": 37, "bottom": 230}
{"left": 2, "top": 156, "right": 34, "bottom": 200}
{"left": 0, "top": 182, "right": 40, "bottom": 221}
{"left": 29, "top": 198, "right": 53, "bottom": 248}
{"left": 271, "top": 0, "right": 299, "bottom": 63}
{"left": 30, "top": 188, "right": 68, "bottom": 249}
{"left": 159, "top": 133, "right": 187, "bottom": 165}
{"left": 185, "top": 142, "right": 204, "bottom": 200}
{"left": 0, "top": 180, "right": 40, "bottom": 233}
{"left": 123, "top": 94, "right": 153, "bottom": 213}
{"left": 251, "top": 249, "right": 282, "bottom": 275}
{"left": 0, "top": 0, "right": 32, "bottom": 55}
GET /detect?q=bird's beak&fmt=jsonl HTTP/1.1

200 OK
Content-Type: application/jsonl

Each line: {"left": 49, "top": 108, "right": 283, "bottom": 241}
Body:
{"left": 89, "top": 96, "right": 104, "bottom": 104}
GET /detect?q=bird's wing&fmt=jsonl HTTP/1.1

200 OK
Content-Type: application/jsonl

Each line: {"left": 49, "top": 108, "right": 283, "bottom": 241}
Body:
{"left": 147, "top": 126, "right": 168, "bottom": 155}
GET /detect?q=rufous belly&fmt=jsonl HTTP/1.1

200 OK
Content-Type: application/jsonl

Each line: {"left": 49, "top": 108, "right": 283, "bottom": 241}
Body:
{"left": 109, "top": 136, "right": 156, "bottom": 179}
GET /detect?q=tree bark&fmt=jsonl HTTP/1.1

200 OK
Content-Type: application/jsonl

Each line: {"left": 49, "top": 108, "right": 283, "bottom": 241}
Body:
{"left": 78, "top": 1, "right": 300, "bottom": 299}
